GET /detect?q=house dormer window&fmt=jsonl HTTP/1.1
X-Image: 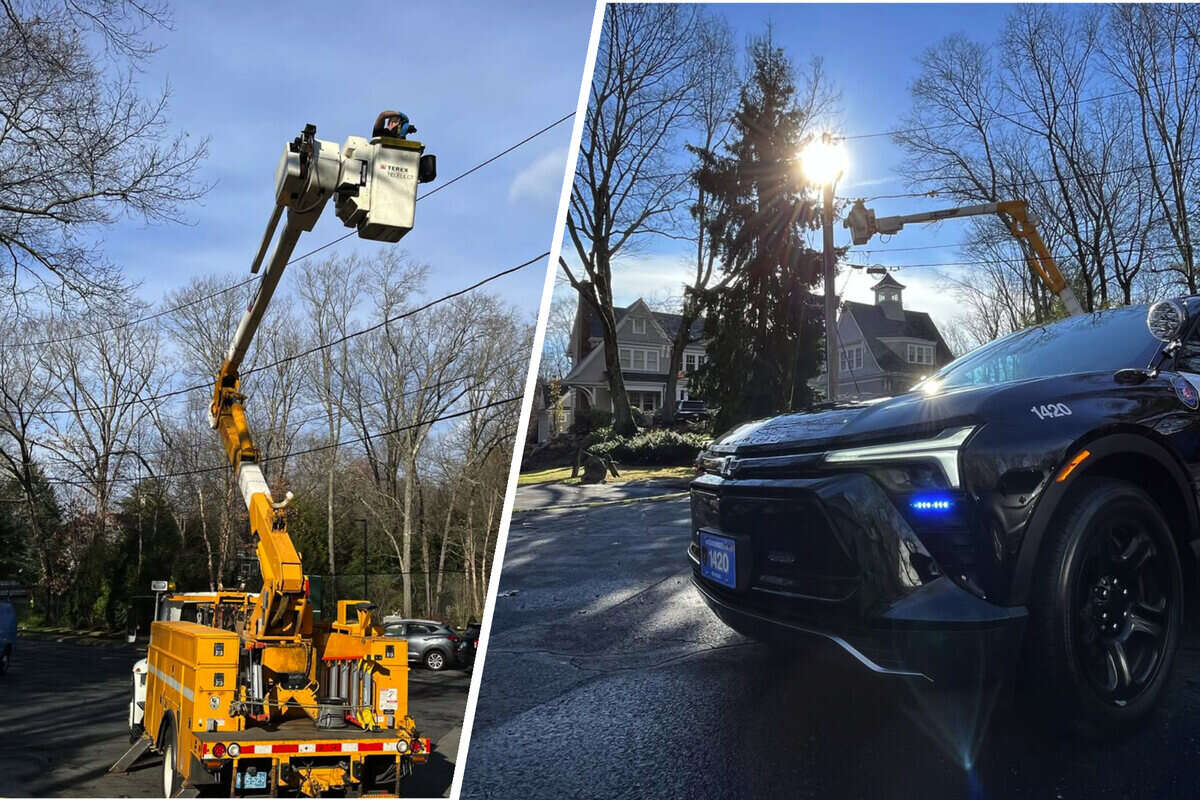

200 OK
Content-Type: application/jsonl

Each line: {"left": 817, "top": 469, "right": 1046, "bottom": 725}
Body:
{"left": 632, "top": 318, "right": 646, "bottom": 334}
{"left": 907, "top": 344, "right": 934, "bottom": 365}
{"left": 839, "top": 345, "right": 864, "bottom": 372}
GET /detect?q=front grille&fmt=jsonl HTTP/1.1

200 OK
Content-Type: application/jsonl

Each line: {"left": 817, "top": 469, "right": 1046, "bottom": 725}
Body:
{"left": 695, "top": 489, "right": 860, "bottom": 604}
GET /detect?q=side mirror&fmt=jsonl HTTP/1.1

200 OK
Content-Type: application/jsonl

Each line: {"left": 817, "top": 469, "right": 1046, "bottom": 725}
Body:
{"left": 419, "top": 154, "right": 437, "bottom": 184}
{"left": 1147, "top": 299, "right": 1189, "bottom": 342}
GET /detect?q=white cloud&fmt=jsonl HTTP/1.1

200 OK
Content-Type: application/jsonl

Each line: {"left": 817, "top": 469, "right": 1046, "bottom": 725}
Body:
{"left": 841, "top": 175, "right": 899, "bottom": 191}
{"left": 508, "top": 147, "right": 569, "bottom": 205}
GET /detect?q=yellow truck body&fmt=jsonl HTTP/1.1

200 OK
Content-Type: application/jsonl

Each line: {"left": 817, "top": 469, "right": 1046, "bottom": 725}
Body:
{"left": 143, "top": 611, "right": 429, "bottom": 796}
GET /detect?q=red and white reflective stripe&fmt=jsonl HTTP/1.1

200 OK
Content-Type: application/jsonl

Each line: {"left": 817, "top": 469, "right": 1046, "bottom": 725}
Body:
{"left": 230, "top": 741, "right": 401, "bottom": 756}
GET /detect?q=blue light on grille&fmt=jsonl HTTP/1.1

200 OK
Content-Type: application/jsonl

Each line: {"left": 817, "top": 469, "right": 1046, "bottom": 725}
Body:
{"left": 911, "top": 496, "right": 954, "bottom": 512}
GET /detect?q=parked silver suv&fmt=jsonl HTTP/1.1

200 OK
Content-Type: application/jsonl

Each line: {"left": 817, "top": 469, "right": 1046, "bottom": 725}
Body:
{"left": 381, "top": 617, "right": 463, "bottom": 671}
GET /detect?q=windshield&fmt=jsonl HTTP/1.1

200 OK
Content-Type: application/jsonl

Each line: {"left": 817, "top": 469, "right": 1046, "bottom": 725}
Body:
{"left": 928, "top": 306, "right": 1160, "bottom": 390}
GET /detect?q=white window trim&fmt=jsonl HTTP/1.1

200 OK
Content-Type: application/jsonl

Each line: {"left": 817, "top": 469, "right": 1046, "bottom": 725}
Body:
{"left": 632, "top": 318, "right": 646, "bottom": 334}
{"left": 619, "top": 346, "right": 660, "bottom": 372}
{"left": 906, "top": 343, "right": 934, "bottom": 365}
{"left": 839, "top": 345, "right": 864, "bottom": 372}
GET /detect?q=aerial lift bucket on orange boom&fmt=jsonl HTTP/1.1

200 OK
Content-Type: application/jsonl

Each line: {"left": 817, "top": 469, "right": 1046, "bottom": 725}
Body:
{"left": 843, "top": 198, "right": 1085, "bottom": 317}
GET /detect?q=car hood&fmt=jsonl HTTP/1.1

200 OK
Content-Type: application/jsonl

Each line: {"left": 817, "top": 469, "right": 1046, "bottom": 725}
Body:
{"left": 708, "top": 374, "right": 1105, "bottom": 455}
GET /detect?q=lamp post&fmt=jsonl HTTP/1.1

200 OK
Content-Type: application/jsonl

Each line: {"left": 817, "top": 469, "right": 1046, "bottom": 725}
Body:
{"left": 357, "top": 518, "right": 368, "bottom": 600}
{"left": 800, "top": 133, "right": 848, "bottom": 402}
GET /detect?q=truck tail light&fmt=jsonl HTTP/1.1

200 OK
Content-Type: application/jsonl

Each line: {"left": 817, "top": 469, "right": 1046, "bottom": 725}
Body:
{"left": 213, "top": 743, "right": 227, "bottom": 758}
{"left": 227, "top": 742, "right": 241, "bottom": 757}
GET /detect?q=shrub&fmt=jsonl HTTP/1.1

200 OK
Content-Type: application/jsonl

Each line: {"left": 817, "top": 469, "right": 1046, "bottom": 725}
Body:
{"left": 589, "top": 429, "right": 710, "bottom": 466}
{"left": 572, "top": 408, "right": 612, "bottom": 435}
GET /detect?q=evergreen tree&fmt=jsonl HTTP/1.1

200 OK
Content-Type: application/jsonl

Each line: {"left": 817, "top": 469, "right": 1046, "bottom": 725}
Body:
{"left": 692, "top": 34, "right": 837, "bottom": 431}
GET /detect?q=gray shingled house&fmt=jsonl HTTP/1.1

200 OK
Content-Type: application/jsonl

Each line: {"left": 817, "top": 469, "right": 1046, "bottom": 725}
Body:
{"left": 826, "top": 273, "right": 955, "bottom": 399}
{"left": 563, "top": 297, "right": 707, "bottom": 417}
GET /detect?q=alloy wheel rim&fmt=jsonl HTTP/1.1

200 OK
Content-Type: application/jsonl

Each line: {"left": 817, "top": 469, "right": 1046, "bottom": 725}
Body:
{"left": 429, "top": 652, "right": 443, "bottom": 669}
{"left": 1072, "top": 515, "right": 1173, "bottom": 706}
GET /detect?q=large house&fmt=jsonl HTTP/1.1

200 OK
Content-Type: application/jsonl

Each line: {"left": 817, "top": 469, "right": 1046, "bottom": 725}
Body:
{"left": 827, "top": 273, "right": 954, "bottom": 399}
{"left": 563, "top": 298, "right": 707, "bottom": 417}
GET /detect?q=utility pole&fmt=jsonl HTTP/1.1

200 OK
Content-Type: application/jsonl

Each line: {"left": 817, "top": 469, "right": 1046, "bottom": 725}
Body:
{"left": 358, "top": 518, "right": 369, "bottom": 600}
{"left": 801, "top": 133, "right": 847, "bottom": 403}
{"left": 823, "top": 181, "right": 838, "bottom": 402}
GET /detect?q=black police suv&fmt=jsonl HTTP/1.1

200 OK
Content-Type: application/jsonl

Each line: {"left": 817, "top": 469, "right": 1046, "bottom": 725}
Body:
{"left": 690, "top": 300, "right": 1200, "bottom": 735}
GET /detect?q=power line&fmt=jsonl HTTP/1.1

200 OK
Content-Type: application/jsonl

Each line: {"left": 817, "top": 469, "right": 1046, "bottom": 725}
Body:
{"left": 841, "top": 74, "right": 1194, "bottom": 142}
{"left": 30, "top": 395, "right": 524, "bottom": 487}
{"left": 416, "top": 112, "right": 574, "bottom": 201}
{"left": 240, "top": 253, "right": 548, "bottom": 380}
{"left": 30, "top": 252, "right": 546, "bottom": 418}
{"left": 25, "top": 353, "right": 531, "bottom": 465}
{"left": 4, "top": 112, "right": 573, "bottom": 350}
{"left": 848, "top": 240, "right": 1200, "bottom": 269}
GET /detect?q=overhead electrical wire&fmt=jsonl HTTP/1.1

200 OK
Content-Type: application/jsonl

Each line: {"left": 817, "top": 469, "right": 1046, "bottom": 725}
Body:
{"left": 29, "top": 395, "right": 524, "bottom": 487}
{"left": 839, "top": 74, "right": 1195, "bottom": 142}
{"left": 844, "top": 240, "right": 1200, "bottom": 271}
{"left": 416, "top": 112, "right": 574, "bottom": 201}
{"left": 31, "top": 251, "right": 547, "bottom": 417}
{"left": 3, "top": 111, "right": 574, "bottom": 350}
{"left": 24, "top": 353, "right": 531, "bottom": 465}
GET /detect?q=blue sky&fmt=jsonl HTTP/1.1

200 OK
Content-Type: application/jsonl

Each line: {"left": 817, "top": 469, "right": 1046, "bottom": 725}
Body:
{"left": 590, "top": 2, "right": 1020, "bottom": 333}
{"left": 105, "top": 0, "right": 594, "bottom": 316}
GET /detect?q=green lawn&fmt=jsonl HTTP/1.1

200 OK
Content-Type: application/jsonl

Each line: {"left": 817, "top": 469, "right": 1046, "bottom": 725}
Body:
{"left": 516, "top": 465, "right": 695, "bottom": 486}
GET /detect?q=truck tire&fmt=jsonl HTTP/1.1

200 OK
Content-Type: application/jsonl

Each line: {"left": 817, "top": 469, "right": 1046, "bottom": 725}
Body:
{"left": 161, "top": 721, "right": 182, "bottom": 797}
{"left": 1025, "top": 478, "right": 1183, "bottom": 737}
{"left": 424, "top": 649, "right": 447, "bottom": 671}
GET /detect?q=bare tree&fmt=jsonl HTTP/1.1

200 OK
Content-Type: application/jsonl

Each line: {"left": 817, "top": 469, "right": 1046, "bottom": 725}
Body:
{"left": 560, "top": 3, "right": 703, "bottom": 435}
{"left": 0, "top": 0, "right": 208, "bottom": 308}
{"left": 297, "top": 254, "right": 363, "bottom": 586}
{"left": 663, "top": 13, "right": 739, "bottom": 423}
{"left": 1104, "top": 4, "right": 1200, "bottom": 293}
{"left": 0, "top": 318, "right": 57, "bottom": 584}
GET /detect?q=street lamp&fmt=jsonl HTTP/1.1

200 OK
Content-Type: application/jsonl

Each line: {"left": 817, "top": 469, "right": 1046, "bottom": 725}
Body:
{"left": 800, "top": 133, "right": 848, "bottom": 402}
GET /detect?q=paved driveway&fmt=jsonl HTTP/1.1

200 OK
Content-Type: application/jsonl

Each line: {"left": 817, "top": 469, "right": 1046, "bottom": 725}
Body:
{"left": 460, "top": 496, "right": 1200, "bottom": 799}
{"left": 0, "top": 638, "right": 467, "bottom": 797}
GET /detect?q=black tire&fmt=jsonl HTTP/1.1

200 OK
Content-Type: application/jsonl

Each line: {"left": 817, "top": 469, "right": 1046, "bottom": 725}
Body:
{"left": 160, "top": 720, "right": 182, "bottom": 797}
{"left": 424, "top": 649, "right": 448, "bottom": 671}
{"left": 0, "top": 646, "right": 9, "bottom": 676}
{"left": 1025, "top": 478, "right": 1183, "bottom": 737}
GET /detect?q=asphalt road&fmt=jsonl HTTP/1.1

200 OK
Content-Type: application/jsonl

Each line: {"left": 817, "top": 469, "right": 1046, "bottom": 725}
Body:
{"left": 0, "top": 638, "right": 468, "bottom": 797}
{"left": 460, "top": 495, "right": 1200, "bottom": 799}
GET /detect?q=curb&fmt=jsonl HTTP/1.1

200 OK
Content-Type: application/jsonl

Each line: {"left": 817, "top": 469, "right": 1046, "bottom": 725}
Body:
{"left": 19, "top": 629, "right": 144, "bottom": 649}
{"left": 514, "top": 490, "right": 688, "bottom": 514}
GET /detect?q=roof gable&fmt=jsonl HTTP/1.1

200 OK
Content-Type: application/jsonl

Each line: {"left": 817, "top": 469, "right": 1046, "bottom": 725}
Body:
{"left": 843, "top": 300, "right": 953, "bottom": 373}
{"left": 586, "top": 300, "right": 705, "bottom": 342}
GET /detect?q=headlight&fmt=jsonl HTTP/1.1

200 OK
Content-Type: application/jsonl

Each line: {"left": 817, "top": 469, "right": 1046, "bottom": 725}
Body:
{"left": 823, "top": 426, "right": 976, "bottom": 488}
{"left": 227, "top": 742, "right": 241, "bottom": 758}
{"left": 396, "top": 739, "right": 410, "bottom": 753}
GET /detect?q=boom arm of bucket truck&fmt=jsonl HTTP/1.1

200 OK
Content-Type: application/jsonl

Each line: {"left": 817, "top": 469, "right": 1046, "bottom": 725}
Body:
{"left": 209, "top": 113, "right": 436, "bottom": 640}
{"left": 843, "top": 198, "right": 1084, "bottom": 317}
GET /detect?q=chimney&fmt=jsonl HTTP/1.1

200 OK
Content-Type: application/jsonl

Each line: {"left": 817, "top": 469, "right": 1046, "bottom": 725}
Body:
{"left": 872, "top": 273, "right": 906, "bottom": 322}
